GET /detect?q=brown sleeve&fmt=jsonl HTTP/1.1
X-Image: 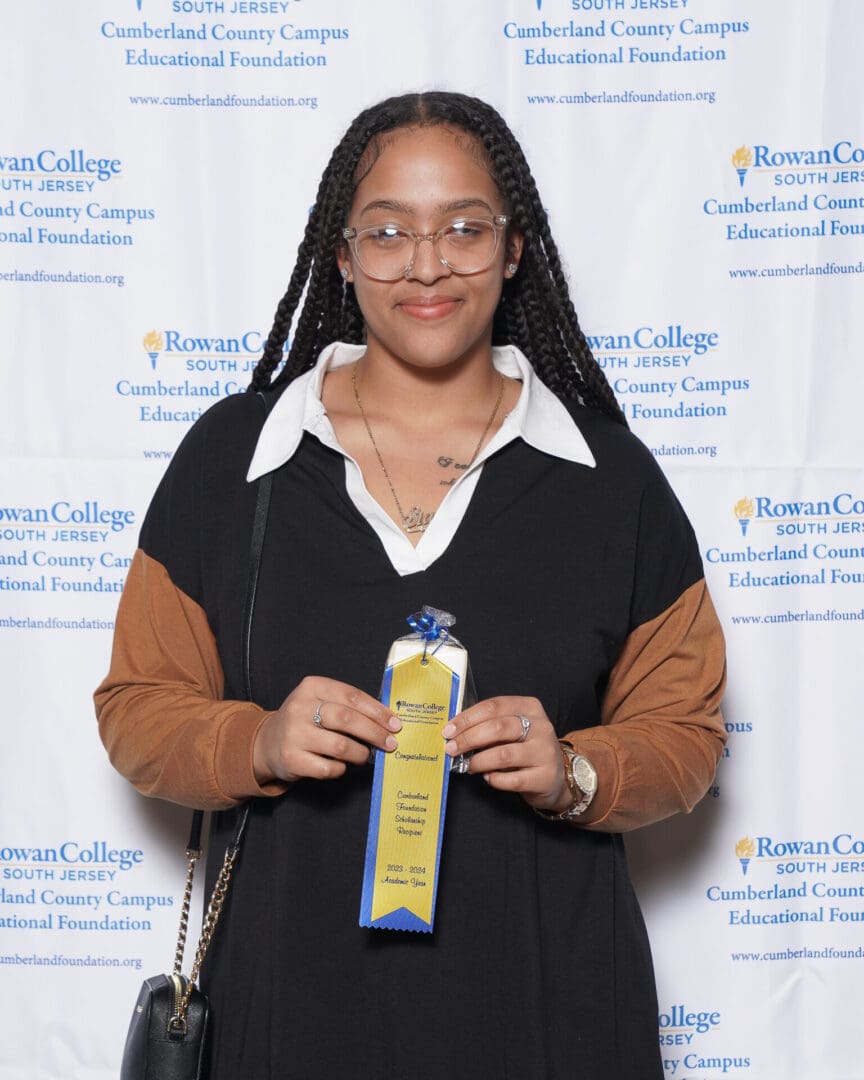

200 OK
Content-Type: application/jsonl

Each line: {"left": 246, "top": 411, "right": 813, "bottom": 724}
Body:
{"left": 94, "top": 549, "right": 289, "bottom": 809}
{"left": 563, "top": 578, "right": 727, "bottom": 832}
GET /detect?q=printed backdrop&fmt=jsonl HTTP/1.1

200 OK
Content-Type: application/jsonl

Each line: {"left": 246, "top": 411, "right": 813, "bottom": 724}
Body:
{"left": 1, "top": 2, "right": 862, "bottom": 1077}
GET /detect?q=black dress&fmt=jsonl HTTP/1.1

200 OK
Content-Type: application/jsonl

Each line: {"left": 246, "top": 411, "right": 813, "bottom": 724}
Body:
{"left": 138, "top": 390, "right": 705, "bottom": 1079}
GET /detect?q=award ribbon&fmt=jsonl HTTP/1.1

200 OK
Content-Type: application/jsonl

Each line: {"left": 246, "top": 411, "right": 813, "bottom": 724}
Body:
{"left": 360, "top": 612, "right": 467, "bottom": 933}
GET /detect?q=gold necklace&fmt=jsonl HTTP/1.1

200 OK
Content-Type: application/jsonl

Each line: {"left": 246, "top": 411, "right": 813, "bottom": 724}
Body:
{"left": 351, "top": 364, "right": 505, "bottom": 535}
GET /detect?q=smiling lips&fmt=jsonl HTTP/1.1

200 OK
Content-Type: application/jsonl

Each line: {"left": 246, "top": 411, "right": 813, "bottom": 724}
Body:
{"left": 396, "top": 294, "right": 463, "bottom": 320}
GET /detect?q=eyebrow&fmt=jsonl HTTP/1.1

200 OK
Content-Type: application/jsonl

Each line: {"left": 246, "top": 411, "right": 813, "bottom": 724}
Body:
{"left": 356, "top": 197, "right": 496, "bottom": 218}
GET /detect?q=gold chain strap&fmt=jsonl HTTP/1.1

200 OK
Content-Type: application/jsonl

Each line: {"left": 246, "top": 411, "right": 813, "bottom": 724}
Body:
{"left": 172, "top": 847, "right": 199, "bottom": 978}
{"left": 168, "top": 842, "right": 239, "bottom": 1034}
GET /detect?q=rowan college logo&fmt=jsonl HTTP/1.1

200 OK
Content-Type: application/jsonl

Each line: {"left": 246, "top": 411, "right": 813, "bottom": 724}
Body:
{"left": 734, "top": 497, "right": 754, "bottom": 536}
{"left": 731, "top": 145, "right": 753, "bottom": 187}
{"left": 736, "top": 837, "right": 755, "bottom": 876}
{"left": 142, "top": 330, "right": 163, "bottom": 370}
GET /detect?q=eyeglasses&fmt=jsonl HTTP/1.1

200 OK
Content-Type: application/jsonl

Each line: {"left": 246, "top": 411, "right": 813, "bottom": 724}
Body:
{"left": 341, "top": 215, "right": 509, "bottom": 281}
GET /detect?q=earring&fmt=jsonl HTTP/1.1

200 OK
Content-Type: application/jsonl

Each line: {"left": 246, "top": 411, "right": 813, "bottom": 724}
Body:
{"left": 507, "top": 263, "right": 518, "bottom": 275}
{"left": 340, "top": 266, "right": 350, "bottom": 280}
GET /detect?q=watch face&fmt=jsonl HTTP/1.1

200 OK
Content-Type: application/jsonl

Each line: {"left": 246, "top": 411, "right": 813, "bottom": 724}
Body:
{"left": 572, "top": 756, "right": 597, "bottom": 795}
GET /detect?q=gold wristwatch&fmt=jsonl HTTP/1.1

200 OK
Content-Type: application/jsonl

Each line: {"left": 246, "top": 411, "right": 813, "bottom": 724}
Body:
{"left": 535, "top": 741, "right": 597, "bottom": 821}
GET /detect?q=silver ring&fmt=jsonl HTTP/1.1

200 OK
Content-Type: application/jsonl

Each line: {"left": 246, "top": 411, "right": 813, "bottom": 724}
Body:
{"left": 312, "top": 702, "right": 325, "bottom": 728}
{"left": 517, "top": 714, "right": 531, "bottom": 743}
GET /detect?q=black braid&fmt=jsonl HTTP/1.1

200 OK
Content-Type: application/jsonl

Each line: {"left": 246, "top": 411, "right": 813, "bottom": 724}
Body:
{"left": 248, "top": 92, "right": 626, "bottom": 426}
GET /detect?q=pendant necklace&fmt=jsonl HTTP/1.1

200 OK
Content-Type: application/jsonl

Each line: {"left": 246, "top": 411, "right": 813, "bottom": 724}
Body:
{"left": 351, "top": 364, "right": 505, "bottom": 535}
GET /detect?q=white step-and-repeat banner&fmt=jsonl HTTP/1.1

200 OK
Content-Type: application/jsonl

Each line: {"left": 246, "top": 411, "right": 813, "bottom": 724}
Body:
{"left": 1, "top": 2, "right": 862, "bottom": 1077}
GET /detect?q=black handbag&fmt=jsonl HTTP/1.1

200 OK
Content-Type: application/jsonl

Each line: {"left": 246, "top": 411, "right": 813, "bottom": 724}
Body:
{"left": 123, "top": 974, "right": 209, "bottom": 1080}
{"left": 119, "top": 452, "right": 274, "bottom": 1079}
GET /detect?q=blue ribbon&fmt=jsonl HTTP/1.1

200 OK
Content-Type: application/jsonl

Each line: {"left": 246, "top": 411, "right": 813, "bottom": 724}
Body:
{"left": 407, "top": 611, "right": 447, "bottom": 642}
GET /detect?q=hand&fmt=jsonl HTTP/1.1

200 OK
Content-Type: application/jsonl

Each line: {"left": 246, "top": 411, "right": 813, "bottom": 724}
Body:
{"left": 253, "top": 676, "right": 401, "bottom": 785}
{"left": 441, "top": 696, "right": 570, "bottom": 814}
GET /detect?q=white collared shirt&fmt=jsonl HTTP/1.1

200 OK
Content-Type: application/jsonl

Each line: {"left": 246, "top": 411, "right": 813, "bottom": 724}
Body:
{"left": 247, "top": 342, "right": 596, "bottom": 576}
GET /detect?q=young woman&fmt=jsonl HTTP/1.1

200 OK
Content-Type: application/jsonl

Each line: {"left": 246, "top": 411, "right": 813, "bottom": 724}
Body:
{"left": 97, "top": 91, "right": 726, "bottom": 1079}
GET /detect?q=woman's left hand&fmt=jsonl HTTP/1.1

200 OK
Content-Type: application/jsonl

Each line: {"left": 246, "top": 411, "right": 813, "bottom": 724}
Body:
{"left": 442, "top": 697, "right": 570, "bottom": 814}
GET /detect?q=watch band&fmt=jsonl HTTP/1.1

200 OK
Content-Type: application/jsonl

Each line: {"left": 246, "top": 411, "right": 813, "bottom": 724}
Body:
{"left": 534, "top": 741, "right": 597, "bottom": 822}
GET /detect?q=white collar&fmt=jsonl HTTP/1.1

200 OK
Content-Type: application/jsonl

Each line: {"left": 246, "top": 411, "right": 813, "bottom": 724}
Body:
{"left": 247, "top": 341, "right": 596, "bottom": 481}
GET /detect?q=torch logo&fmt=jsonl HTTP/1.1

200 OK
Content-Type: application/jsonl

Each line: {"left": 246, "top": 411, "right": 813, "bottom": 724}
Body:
{"left": 736, "top": 837, "right": 756, "bottom": 876}
{"left": 731, "top": 145, "right": 754, "bottom": 187}
{"left": 142, "top": 330, "right": 163, "bottom": 370}
{"left": 734, "top": 497, "right": 754, "bottom": 536}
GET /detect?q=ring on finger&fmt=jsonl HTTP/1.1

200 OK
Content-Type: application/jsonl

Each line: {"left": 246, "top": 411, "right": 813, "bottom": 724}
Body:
{"left": 516, "top": 714, "right": 531, "bottom": 743}
{"left": 312, "top": 701, "right": 325, "bottom": 729}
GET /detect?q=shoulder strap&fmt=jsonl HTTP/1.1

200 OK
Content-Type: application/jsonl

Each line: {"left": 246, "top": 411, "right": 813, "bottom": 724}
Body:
{"left": 176, "top": 391, "right": 276, "bottom": 978}
{"left": 185, "top": 389, "right": 276, "bottom": 850}
{"left": 242, "top": 465, "right": 273, "bottom": 703}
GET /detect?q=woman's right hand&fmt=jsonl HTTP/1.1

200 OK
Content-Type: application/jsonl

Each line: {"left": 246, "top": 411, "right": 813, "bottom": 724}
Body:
{"left": 252, "top": 676, "right": 401, "bottom": 785}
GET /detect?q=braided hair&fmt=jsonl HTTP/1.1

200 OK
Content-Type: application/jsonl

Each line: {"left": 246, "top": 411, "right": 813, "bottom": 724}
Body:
{"left": 249, "top": 91, "right": 625, "bottom": 425}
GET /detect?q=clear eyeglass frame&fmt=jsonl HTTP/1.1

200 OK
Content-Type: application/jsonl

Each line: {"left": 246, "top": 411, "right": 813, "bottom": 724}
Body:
{"left": 341, "top": 214, "right": 510, "bottom": 281}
